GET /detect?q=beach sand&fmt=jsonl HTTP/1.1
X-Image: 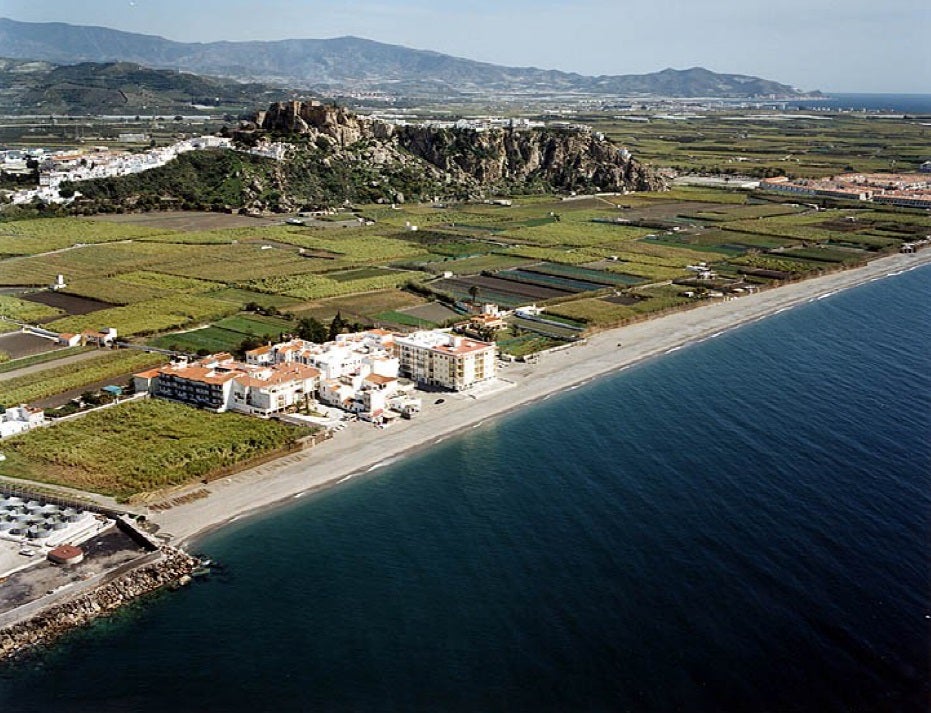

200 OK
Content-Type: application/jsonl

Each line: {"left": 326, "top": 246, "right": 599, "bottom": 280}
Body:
{"left": 151, "top": 251, "right": 931, "bottom": 546}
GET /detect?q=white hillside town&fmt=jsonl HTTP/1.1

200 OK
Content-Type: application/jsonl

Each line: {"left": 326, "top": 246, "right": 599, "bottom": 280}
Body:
{"left": 2, "top": 136, "right": 292, "bottom": 206}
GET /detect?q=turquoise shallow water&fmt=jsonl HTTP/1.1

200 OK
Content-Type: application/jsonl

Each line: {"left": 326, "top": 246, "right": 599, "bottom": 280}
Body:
{"left": 1, "top": 265, "right": 929, "bottom": 712}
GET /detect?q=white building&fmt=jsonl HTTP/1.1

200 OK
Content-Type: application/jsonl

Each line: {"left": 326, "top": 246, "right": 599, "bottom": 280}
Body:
{"left": 1, "top": 405, "right": 46, "bottom": 439}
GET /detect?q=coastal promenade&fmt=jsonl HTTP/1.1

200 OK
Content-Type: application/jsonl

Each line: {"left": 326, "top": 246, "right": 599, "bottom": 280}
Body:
{"left": 152, "top": 249, "right": 931, "bottom": 545}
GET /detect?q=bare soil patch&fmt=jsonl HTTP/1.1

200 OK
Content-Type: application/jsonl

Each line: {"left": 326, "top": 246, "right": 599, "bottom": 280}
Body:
{"left": 21, "top": 291, "right": 114, "bottom": 316}
{"left": 0, "top": 332, "right": 61, "bottom": 360}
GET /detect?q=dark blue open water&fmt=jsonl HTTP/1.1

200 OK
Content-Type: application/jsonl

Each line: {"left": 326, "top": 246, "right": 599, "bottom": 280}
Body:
{"left": 788, "top": 93, "right": 931, "bottom": 113}
{"left": 1, "top": 266, "right": 929, "bottom": 712}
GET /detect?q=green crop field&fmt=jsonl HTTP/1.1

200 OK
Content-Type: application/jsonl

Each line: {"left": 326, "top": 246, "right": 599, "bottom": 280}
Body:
{"left": 0, "top": 217, "right": 173, "bottom": 255}
{"left": 0, "top": 294, "right": 64, "bottom": 322}
{"left": 148, "top": 326, "right": 251, "bottom": 354}
{"left": 213, "top": 313, "right": 296, "bottom": 335}
{"left": 0, "top": 399, "right": 312, "bottom": 499}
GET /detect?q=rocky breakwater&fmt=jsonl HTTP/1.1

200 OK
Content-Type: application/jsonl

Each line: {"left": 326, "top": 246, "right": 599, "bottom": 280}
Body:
{"left": 245, "top": 100, "right": 665, "bottom": 198}
{"left": 0, "top": 547, "right": 199, "bottom": 662}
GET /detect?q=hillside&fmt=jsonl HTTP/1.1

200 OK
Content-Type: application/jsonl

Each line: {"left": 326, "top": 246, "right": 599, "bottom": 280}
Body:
{"left": 65, "top": 102, "right": 664, "bottom": 213}
{"left": 0, "top": 18, "right": 817, "bottom": 99}
{"left": 0, "top": 58, "right": 293, "bottom": 115}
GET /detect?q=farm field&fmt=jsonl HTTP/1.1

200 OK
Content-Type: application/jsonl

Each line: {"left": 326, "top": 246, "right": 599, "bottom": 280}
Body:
{"left": 291, "top": 289, "right": 426, "bottom": 323}
{"left": 0, "top": 349, "right": 164, "bottom": 407}
{"left": 148, "top": 313, "right": 296, "bottom": 354}
{"left": 0, "top": 399, "right": 312, "bottom": 499}
{"left": 0, "top": 157, "right": 919, "bottom": 374}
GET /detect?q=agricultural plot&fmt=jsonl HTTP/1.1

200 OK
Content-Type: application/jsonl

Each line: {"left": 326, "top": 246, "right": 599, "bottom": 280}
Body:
{"left": 213, "top": 314, "right": 296, "bottom": 336}
{"left": 259, "top": 226, "right": 426, "bottom": 262}
{"left": 0, "top": 345, "right": 89, "bottom": 375}
{"left": 522, "top": 262, "right": 645, "bottom": 287}
{"left": 0, "top": 294, "right": 64, "bottom": 322}
{"left": 290, "top": 289, "right": 426, "bottom": 323}
{"left": 90, "top": 210, "right": 278, "bottom": 232}
{"left": 781, "top": 246, "right": 867, "bottom": 264}
{"left": 63, "top": 278, "right": 166, "bottom": 305}
{"left": 681, "top": 204, "right": 803, "bottom": 221}
{"left": 0, "top": 331, "right": 61, "bottom": 359}
{"left": 148, "top": 326, "right": 247, "bottom": 355}
{"left": 47, "top": 294, "right": 238, "bottom": 337}
{"left": 150, "top": 312, "right": 296, "bottom": 354}
{"left": 375, "top": 302, "right": 459, "bottom": 329}
{"left": 430, "top": 275, "right": 571, "bottom": 308}
{"left": 20, "top": 291, "right": 113, "bottom": 316}
{"left": 495, "top": 268, "right": 609, "bottom": 294}
{"left": 116, "top": 271, "right": 222, "bottom": 294}
{"left": 502, "top": 219, "right": 652, "bottom": 248}
{"left": 206, "top": 288, "right": 303, "bottom": 310}
{"left": 547, "top": 286, "right": 692, "bottom": 328}
{"left": 0, "top": 399, "right": 311, "bottom": 499}
{"left": 0, "top": 217, "right": 173, "bottom": 256}
{"left": 0, "top": 350, "right": 164, "bottom": 407}
{"left": 250, "top": 269, "right": 425, "bottom": 301}
{"left": 0, "top": 241, "right": 189, "bottom": 286}
{"left": 144, "top": 243, "right": 328, "bottom": 282}
{"left": 421, "top": 254, "right": 531, "bottom": 275}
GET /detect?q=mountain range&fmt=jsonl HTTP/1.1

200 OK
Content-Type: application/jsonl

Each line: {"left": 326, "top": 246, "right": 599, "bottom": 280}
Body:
{"left": 0, "top": 58, "right": 292, "bottom": 115}
{"left": 0, "top": 18, "right": 817, "bottom": 100}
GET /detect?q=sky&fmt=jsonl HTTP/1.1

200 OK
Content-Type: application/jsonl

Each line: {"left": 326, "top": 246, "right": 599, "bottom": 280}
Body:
{"left": 0, "top": 0, "right": 928, "bottom": 93}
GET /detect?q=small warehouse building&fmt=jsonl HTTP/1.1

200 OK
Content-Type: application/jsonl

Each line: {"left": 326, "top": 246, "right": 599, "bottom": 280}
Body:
{"left": 48, "top": 544, "right": 84, "bottom": 565}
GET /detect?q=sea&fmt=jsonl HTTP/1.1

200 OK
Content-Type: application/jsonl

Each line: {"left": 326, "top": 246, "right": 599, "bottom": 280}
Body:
{"left": 1, "top": 265, "right": 929, "bottom": 712}
{"left": 786, "top": 93, "right": 931, "bottom": 114}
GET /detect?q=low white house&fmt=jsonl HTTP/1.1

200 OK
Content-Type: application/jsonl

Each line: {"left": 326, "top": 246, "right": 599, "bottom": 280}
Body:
{"left": 0, "top": 405, "right": 45, "bottom": 439}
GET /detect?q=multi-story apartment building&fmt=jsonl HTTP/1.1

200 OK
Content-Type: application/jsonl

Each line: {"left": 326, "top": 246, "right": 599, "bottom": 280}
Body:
{"left": 393, "top": 331, "right": 496, "bottom": 391}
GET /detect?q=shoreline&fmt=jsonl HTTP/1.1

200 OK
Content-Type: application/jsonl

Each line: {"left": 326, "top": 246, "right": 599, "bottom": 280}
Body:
{"left": 148, "top": 250, "right": 931, "bottom": 548}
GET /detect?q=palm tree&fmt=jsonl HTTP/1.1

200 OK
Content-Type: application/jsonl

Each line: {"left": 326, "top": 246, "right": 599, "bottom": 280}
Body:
{"left": 468, "top": 285, "right": 480, "bottom": 305}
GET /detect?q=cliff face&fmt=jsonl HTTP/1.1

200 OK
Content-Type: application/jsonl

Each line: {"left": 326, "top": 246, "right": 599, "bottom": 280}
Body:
{"left": 251, "top": 101, "right": 664, "bottom": 196}
{"left": 395, "top": 125, "right": 660, "bottom": 192}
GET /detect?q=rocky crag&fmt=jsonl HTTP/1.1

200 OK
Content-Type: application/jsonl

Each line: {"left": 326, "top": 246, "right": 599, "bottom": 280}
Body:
{"left": 247, "top": 100, "right": 663, "bottom": 201}
{"left": 0, "top": 547, "right": 199, "bottom": 662}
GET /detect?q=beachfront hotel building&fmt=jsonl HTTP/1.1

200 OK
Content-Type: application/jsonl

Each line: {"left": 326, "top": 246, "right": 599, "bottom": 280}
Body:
{"left": 394, "top": 331, "right": 496, "bottom": 391}
{"left": 134, "top": 354, "right": 320, "bottom": 416}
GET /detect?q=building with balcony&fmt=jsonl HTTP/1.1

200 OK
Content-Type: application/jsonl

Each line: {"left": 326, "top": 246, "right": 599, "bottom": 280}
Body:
{"left": 394, "top": 331, "right": 496, "bottom": 391}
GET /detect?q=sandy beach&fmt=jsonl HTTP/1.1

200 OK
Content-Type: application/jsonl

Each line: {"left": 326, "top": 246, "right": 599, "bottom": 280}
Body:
{"left": 150, "top": 250, "right": 931, "bottom": 546}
